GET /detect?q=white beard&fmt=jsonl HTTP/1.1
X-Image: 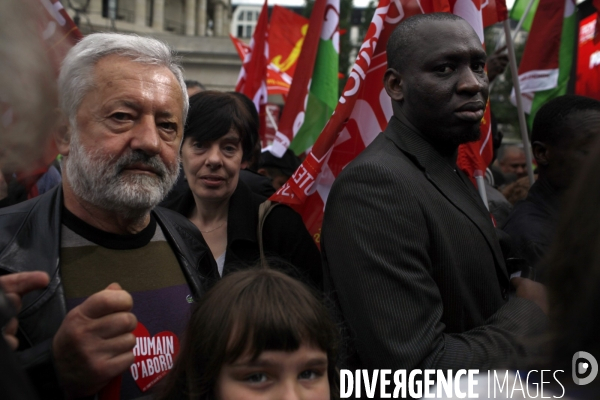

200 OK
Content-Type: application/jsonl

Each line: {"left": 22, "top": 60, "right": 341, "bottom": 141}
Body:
{"left": 65, "top": 131, "right": 180, "bottom": 216}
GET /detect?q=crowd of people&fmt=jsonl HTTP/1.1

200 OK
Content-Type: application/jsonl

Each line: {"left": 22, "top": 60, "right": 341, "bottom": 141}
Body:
{"left": 1, "top": 5, "right": 600, "bottom": 400}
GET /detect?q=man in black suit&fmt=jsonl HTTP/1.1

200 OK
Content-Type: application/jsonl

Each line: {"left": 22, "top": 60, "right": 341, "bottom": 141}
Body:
{"left": 321, "top": 13, "right": 547, "bottom": 372}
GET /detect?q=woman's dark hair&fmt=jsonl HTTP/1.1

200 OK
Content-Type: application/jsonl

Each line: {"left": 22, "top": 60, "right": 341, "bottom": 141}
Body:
{"left": 545, "top": 137, "right": 600, "bottom": 374}
{"left": 184, "top": 91, "right": 257, "bottom": 161}
{"left": 158, "top": 268, "right": 339, "bottom": 400}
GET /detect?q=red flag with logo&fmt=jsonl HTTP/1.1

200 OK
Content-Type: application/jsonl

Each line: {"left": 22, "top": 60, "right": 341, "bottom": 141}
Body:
{"left": 267, "top": 6, "right": 309, "bottom": 96}
{"left": 270, "top": 0, "right": 501, "bottom": 247}
{"left": 235, "top": 0, "right": 269, "bottom": 111}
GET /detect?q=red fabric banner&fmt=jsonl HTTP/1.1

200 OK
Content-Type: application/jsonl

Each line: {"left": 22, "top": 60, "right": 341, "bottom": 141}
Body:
{"left": 270, "top": 0, "right": 328, "bottom": 156}
{"left": 235, "top": 0, "right": 269, "bottom": 111}
{"left": 268, "top": 6, "right": 309, "bottom": 95}
{"left": 230, "top": 7, "right": 308, "bottom": 97}
{"left": 270, "top": 0, "right": 499, "bottom": 245}
{"left": 482, "top": 0, "right": 508, "bottom": 27}
{"left": 576, "top": 13, "right": 600, "bottom": 99}
{"left": 518, "top": 0, "right": 564, "bottom": 77}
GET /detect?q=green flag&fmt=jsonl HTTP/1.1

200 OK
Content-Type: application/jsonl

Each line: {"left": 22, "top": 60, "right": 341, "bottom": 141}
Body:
{"left": 289, "top": 38, "right": 339, "bottom": 155}
{"left": 509, "top": 0, "right": 539, "bottom": 31}
{"left": 527, "top": 3, "right": 576, "bottom": 127}
{"left": 512, "top": 0, "right": 576, "bottom": 129}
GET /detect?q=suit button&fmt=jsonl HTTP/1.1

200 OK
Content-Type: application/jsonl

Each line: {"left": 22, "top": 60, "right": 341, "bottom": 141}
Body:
{"left": 501, "top": 287, "right": 508, "bottom": 300}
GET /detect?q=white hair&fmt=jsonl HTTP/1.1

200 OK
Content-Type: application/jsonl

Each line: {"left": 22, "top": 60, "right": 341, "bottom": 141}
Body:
{"left": 58, "top": 32, "right": 189, "bottom": 128}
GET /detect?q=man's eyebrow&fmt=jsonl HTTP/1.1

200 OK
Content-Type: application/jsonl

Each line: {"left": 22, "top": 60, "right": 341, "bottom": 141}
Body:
{"left": 156, "top": 110, "right": 178, "bottom": 120}
{"left": 109, "top": 100, "right": 141, "bottom": 110}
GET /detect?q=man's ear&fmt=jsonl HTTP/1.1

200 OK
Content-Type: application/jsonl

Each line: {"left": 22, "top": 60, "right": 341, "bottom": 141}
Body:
{"left": 532, "top": 141, "right": 549, "bottom": 166}
{"left": 54, "top": 111, "right": 71, "bottom": 157}
{"left": 383, "top": 68, "right": 404, "bottom": 102}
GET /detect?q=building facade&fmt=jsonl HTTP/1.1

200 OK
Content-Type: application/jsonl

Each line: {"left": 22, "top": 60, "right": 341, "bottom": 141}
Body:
{"left": 63, "top": 0, "right": 241, "bottom": 91}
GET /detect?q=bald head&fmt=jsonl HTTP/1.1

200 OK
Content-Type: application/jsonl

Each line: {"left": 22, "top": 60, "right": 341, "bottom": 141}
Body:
{"left": 386, "top": 13, "right": 466, "bottom": 73}
{"left": 383, "top": 14, "right": 488, "bottom": 153}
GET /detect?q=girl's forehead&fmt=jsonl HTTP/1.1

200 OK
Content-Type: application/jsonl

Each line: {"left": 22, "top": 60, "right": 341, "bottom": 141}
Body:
{"left": 228, "top": 343, "right": 328, "bottom": 366}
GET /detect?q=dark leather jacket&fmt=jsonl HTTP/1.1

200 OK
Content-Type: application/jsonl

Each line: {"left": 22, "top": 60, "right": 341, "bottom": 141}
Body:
{"left": 0, "top": 185, "right": 217, "bottom": 398}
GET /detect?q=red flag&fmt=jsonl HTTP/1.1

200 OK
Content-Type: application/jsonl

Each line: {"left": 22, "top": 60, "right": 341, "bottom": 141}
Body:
{"left": 270, "top": 0, "right": 431, "bottom": 245}
{"left": 270, "top": 0, "right": 329, "bottom": 156}
{"left": 229, "top": 8, "right": 308, "bottom": 98}
{"left": 593, "top": 0, "right": 600, "bottom": 43}
{"left": 576, "top": 13, "right": 600, "bottom": 98}
{"left": 482, "top": 0, "right": 508, "bottom": 27}
{"left": 230, "top": 33, "right": 250, "bottom": 60}
{"left": 235, "top": 0, "right": 269, "bottom": 111}
{"left": 270, "top": 0, "right": 496, "bottom": 247}
{"left": 268, "top": 6, "right": 309, "bottom": 95}
{"left": 452, "top": 0, "right": 500, "bottom": 184}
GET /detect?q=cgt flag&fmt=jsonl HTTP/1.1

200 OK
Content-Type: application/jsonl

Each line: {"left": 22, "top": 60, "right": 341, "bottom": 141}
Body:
{"left": 235, "top": 0, "right": 269, "bottom": 112}
{"left": 268, "top": 6, "right": 309, "bottom": 96}
{"left": 270, "top": 0, "right": 505, "bottom": 246}
{"left": 230, "top": 7, "right": 309, "bottom": 97}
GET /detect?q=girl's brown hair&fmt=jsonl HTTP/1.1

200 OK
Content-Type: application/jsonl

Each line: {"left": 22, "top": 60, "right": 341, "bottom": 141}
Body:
{"left": 158, "top": 268, "right": 339, "bottom": 400}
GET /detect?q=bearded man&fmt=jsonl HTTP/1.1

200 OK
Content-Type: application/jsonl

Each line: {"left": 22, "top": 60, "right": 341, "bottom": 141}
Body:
{"left": 321, "top": 13, "right": 547, "bottom": 373}
{"left": 0, "top": 33, "right": 215, "bottom": 399}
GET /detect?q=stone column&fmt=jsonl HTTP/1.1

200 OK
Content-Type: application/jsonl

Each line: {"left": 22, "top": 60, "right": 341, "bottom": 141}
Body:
{"left": 214, "top": 1, "right": 223, "bottom": 37}
{"left": 135, "top": 0, "right": 147, "bottom": 27}
{"left": 185, "top": 0, "right": 196, "bottom": 36}
{"left": 197, "top": 0, "right": 207, "bottom": 36}
{"left": 223, "top": 0, "right": 231, "bottom": 36}
{"left": 88, "top": 0, "right": 103, "bottom": 15}
{"left": 153, "top": 0, "right": 165, "bottom": 31}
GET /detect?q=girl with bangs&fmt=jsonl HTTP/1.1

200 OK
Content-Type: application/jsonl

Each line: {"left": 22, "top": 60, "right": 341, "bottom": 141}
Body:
{"left": 158, "top": 267, "right": 339, "bottom": 400}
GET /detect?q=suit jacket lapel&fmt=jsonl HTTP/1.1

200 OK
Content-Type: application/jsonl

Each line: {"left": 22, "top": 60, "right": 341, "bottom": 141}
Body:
{"left": 385, "top": 117, "right": 508, "bottom": 283}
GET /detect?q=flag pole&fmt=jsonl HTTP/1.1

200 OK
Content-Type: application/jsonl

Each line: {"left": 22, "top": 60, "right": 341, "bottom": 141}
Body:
{"left": 511, "top": 0, "right": 536, "bottom": 41}
{"left": 494, "top": 0, "right": 536, "bottom": 50}
{"left": 503, "top": 19, "right": 535, "bottom": 186}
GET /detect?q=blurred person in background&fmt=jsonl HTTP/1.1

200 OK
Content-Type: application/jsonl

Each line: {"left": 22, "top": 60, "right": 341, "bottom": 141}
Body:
{"left": 502, "top": 174, "right": 536, "bottom": 205}
{"left": 543, "top": 122, "right": 600, "bottom": 398}
{"left": 503, "top": 95, "right": 600, "bottom": 277}
{"left": 159, "top": 267, "right": 338, "bottom": 400}
{"left": 185, "top": 79, "right": 206, "bottom": 97}
{"left": 435, "top": 121, "right": 600, "bottom": 399}
{"left": 0, "top": 0, "right": 67, "bottom": 398}
{"left": 162, "top": 91, "right": 322, "bottom": 289}
{"left": 258, "top": 149, "right": 302, "bottom": 191}
{"left": 498, "top": 144, "right": 528, "bottom": 184}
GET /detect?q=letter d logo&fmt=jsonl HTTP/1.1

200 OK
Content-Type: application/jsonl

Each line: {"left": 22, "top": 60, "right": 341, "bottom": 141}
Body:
{"left": 572, "top": 351, "right": 598, "bottom": 385}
